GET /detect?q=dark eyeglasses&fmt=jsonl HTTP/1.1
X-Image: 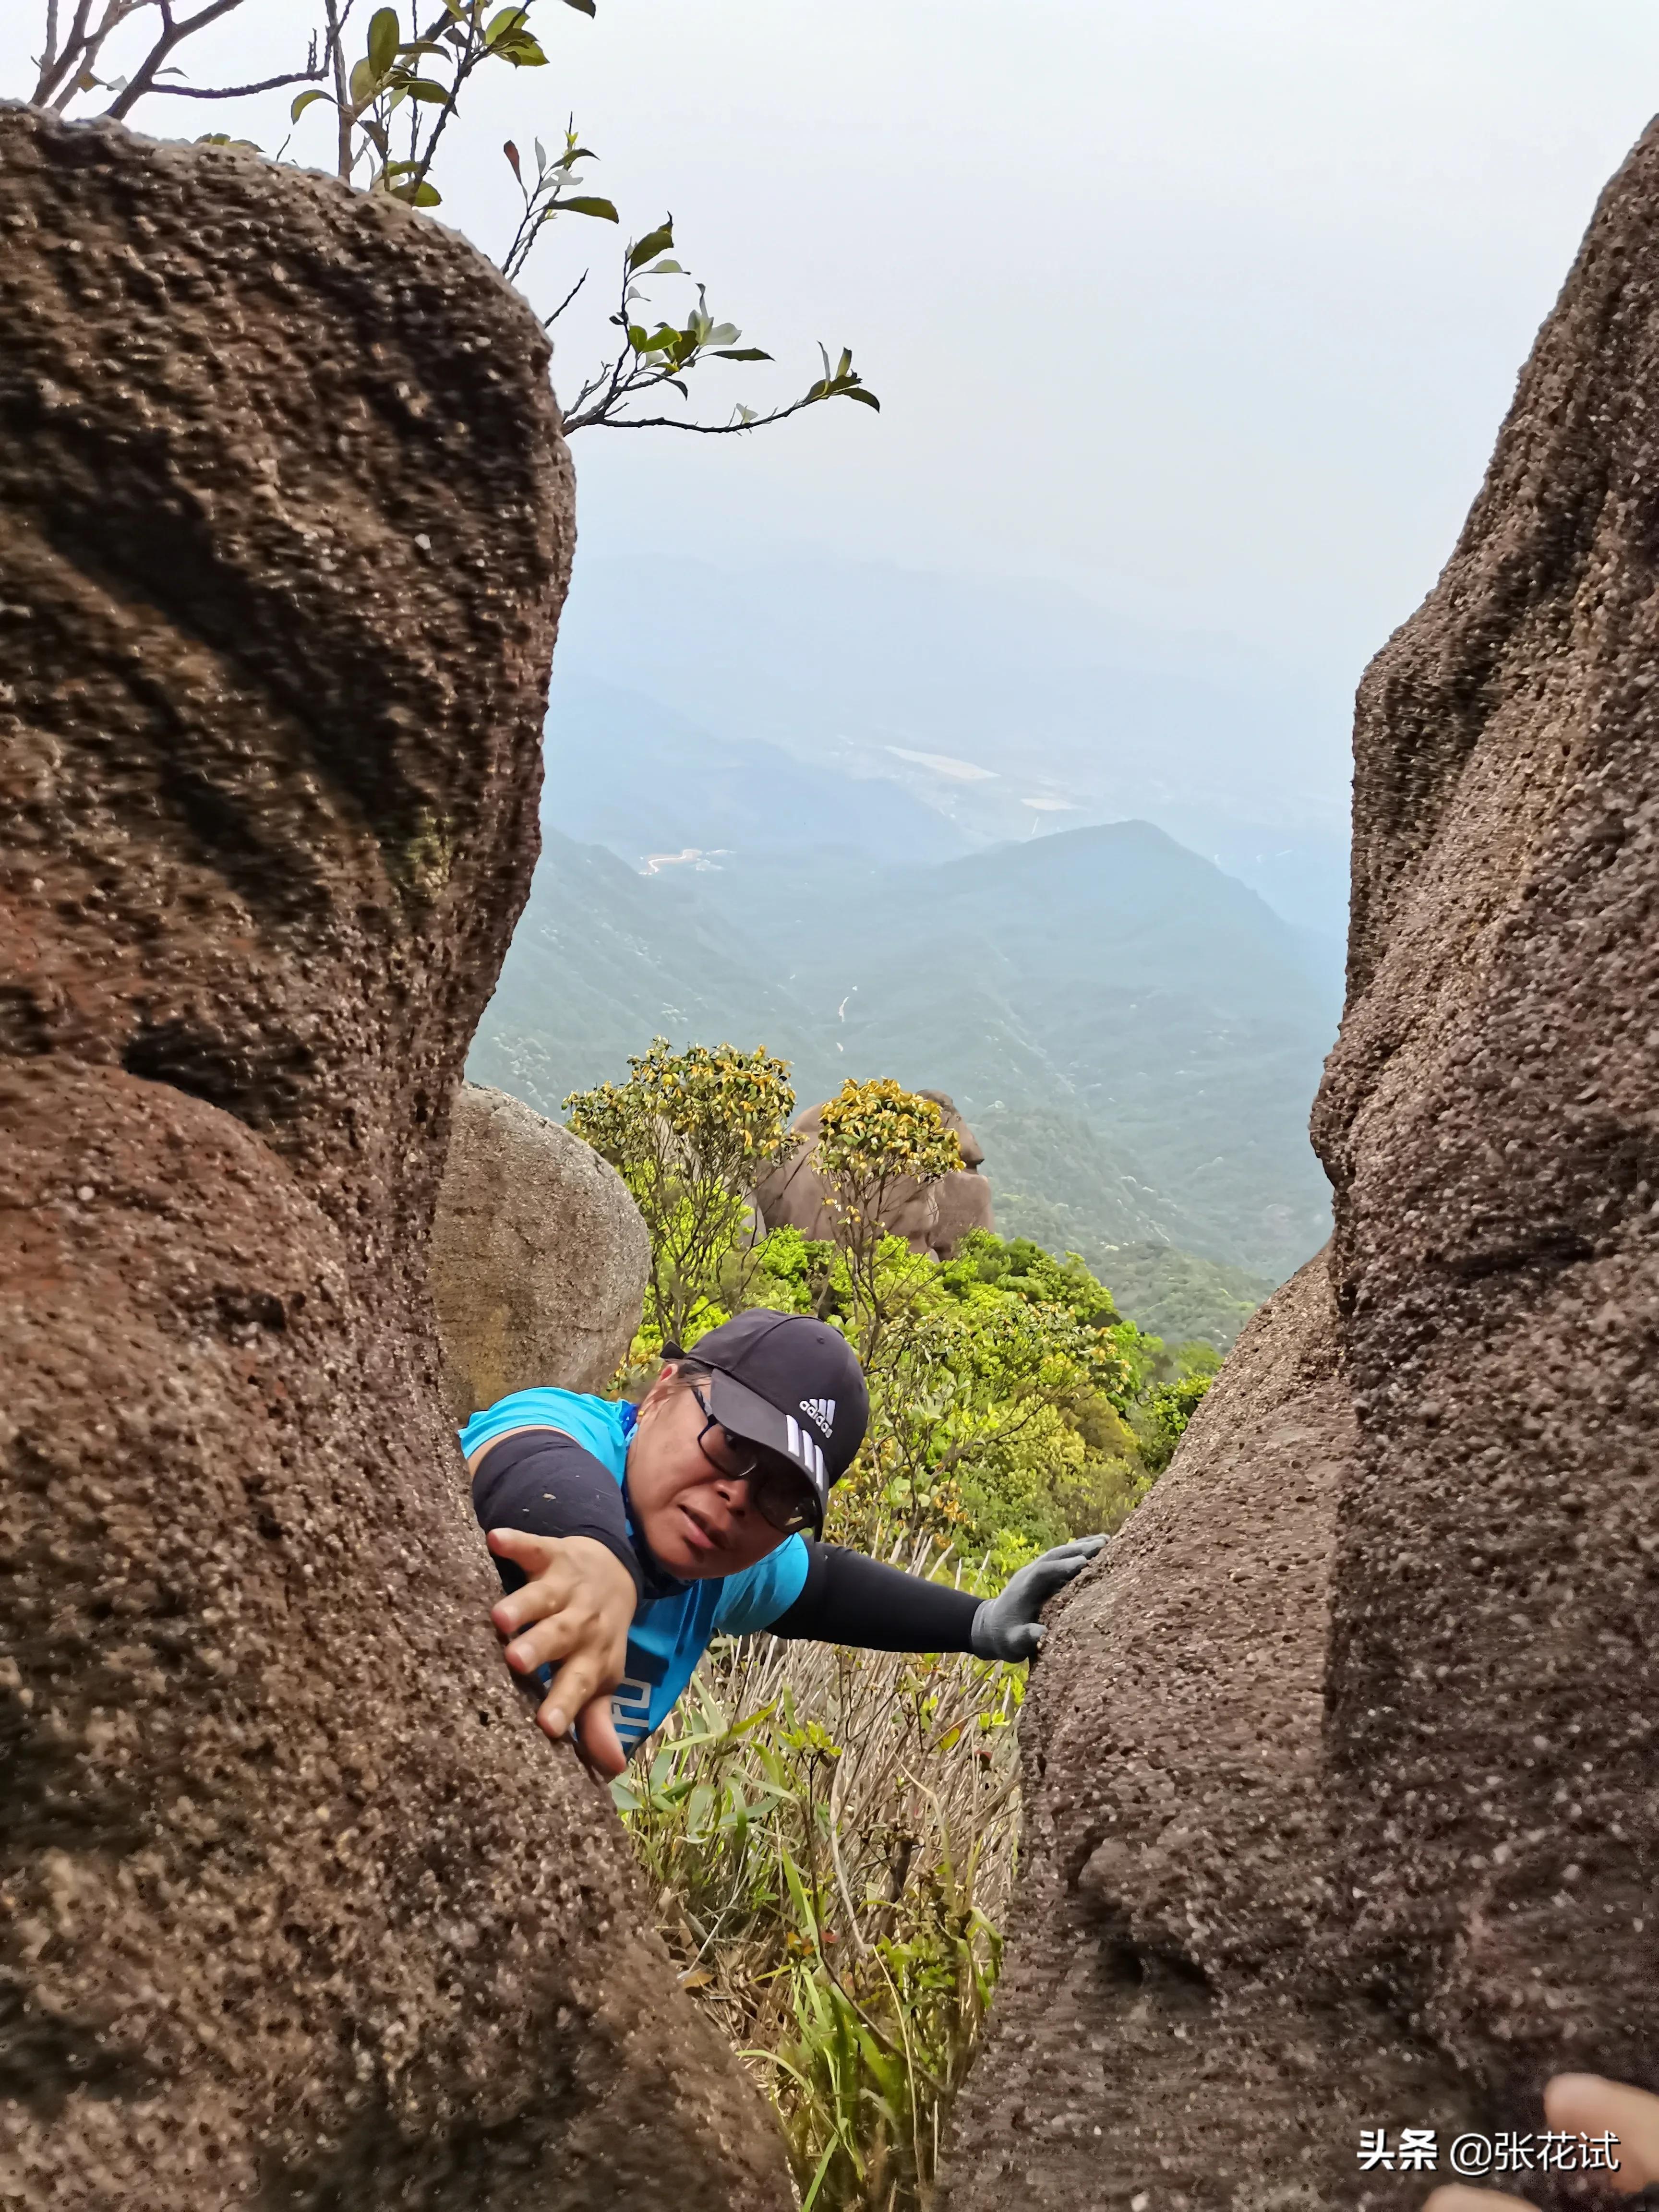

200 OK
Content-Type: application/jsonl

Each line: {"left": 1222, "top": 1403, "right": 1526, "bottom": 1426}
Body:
{"left": 689, "top": 1382, "right": 819, "bottom": 1535}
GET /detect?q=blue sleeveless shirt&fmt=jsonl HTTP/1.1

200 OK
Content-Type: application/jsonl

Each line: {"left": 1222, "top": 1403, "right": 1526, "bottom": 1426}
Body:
{"left": 459, "top": 1386, "right": 810, "bottom": 1753}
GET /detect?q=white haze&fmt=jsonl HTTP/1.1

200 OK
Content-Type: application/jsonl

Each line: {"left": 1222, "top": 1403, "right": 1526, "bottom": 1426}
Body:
{"left": 10, "top": 0, "right": 1659, "bottom": 922}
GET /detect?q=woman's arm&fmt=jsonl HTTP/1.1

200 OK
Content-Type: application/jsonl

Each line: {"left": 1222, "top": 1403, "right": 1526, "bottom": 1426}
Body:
{"left": 768, "top": 1536, "right": 1107, "bottom": 1658}
{"left": 471, "top": 1429, "right": 639, "bottom": 1776}
{"left": 769, "top": 1543, "right": 981, "bottom": 1650}
{"left": 472, "top": 1429, "right": 644, "bottom": 1597}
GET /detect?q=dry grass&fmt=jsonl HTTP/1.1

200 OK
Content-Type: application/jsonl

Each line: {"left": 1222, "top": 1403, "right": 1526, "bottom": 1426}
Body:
{"left": 612, "top": 1536, "right": 1022, "bottom": 2212}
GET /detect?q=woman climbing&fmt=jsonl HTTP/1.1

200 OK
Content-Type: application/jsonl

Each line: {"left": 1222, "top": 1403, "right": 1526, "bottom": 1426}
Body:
{"left": 464, "top": 1309, "right": 1105, "bottom": 1777}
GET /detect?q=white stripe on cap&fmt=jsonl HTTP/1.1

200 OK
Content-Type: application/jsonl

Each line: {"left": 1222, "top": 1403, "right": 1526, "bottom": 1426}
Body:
{"left": 784, "top": 1414, "right": 825, "bottom": 1489}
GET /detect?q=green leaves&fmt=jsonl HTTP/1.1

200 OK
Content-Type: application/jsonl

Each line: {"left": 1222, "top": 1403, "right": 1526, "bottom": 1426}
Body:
{"left": 627, "top": 218, "right": 675, "bottom": 272}
{"left": 563, "top": 195, "right": 619, "bottom": 221}
{"left": 367, "top": 6, "right": 400, "bottom": 77}
{"left": 818, "top": 1079, "right": 962, "bottom": 1191}
{"left": 565, "top": 1037, "right": 796, "bottom": 1345}
{"left": 290, "top": 87, "right": 329, "bottom": 121}
{"left": 801, "top": 342, "right": 880, "bottom": 414}
{"left": 484, "top": 6, "right": 548, "bottom": 63}
{"left": 382, "top": 159, "right": 441, "bottom": 204}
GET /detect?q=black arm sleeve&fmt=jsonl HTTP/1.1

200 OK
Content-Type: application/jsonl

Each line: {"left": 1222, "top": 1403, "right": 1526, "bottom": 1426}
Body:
{"left": 470, "top": 1428, "right": 644, "bottom": 1601}
{"left": 769, "top": 1543, "right": 982, "bottom": 1653}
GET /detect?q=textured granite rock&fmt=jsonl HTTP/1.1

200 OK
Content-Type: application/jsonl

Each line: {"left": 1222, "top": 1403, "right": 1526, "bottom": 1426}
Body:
{"left": 430, "top": 1083, "right": 649, "bottom": 1420}
{"left": 754, "top": 1089, "right": 994, "bottom": 1258}
{"left": 0, "top": 107, "right": 791, "bottom": 2212}
{"left": 942, "top": 113, "right": 1659, "bottom": 2212}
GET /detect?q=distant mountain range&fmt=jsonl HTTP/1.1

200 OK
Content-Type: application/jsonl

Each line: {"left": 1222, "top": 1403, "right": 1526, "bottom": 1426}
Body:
{"left": 547, "top": 551, "right": 1354, "bottom": 938}
{"left": 470, "top": 810, "right": 1342, "bottom": 1287}
{"left": 543, "top": 678, "right": 968, "bottom": 868}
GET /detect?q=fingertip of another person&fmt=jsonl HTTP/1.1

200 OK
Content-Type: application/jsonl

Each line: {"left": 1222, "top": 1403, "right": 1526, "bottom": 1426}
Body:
{"left": 1423, "top": 2188, "right": 1526, "bottom": 2212}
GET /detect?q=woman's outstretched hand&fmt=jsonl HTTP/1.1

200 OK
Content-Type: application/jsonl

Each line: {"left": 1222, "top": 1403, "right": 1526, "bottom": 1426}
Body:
{"left": 970, "top": 1534, "right": 1109, "bottom": 1661}
{"left": 486, "top": 1528, "right": 635, "bottom": 1779}
{"left": 1426, "top": 2076, "right": 1659, "bottom": 2210}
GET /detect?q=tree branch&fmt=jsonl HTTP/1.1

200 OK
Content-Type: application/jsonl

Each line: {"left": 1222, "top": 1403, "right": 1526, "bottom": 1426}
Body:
{"left": 542, "top": 267, "right": 588, "bottom": 330}
{"left": 107, "top": 0, "right": 259, "bottom": 120}
{"left": 138, "top": 64, "right": 325, "bottom": 97}
{"left": 36, "top": 0, "right": 102, "bottom": 107}
{"left": 565, "top": 396, "right": 819, "bottom": 435}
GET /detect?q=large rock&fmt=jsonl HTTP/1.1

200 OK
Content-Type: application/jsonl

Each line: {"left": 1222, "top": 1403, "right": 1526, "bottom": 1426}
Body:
{"left": 755, "top": 1089, "right": 995, "bottom": 1258}
{"left": 0, "top": 109, "right": 790, "bottom": 2212}
{"left": 944, "top": 1260, "right": 1414, "bottom": 2203}
{"left": 430, "top": 1083, "right": 650, "bottom": 1419}
{"left": 943, "top": 114, "right": 1659, "bottom": 2211}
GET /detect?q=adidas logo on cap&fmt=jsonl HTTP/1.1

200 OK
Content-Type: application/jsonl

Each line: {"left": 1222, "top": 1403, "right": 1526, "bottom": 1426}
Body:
{"left": 800, "top": 1396, "right": 836, "bottom": 1437}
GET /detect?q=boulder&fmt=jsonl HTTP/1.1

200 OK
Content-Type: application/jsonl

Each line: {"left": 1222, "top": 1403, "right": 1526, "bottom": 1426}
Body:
{"left": 942, "top": 112, "right": 1659, "bottom": 2212}
{"left": 0, "top": 108, "right": 790, "bottom": 2212}
{"left": 430, "top": 1082, "right": 650, "bottom": 1420}
{"left": 754, "top": 1089, "right": 995, "bottom": 1259}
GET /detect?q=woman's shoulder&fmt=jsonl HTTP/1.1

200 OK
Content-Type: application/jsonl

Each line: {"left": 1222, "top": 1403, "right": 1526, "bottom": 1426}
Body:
{"left": 457, "top": 1386, "right": 633, "bottom": 1474}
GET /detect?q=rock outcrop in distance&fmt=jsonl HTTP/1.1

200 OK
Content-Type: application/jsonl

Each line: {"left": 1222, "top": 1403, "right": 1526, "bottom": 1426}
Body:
{"left": 430, "top": 1083, "right": 650, "bottom": 1420}
{"left": 0, "top": 108, "right": 791, "bottom": 2211}
{"left": 940, "top": 115, "right": 1659, "bottom": 2212}
{"left": 755, "top": 1089, "right": 996, "bottom": 1258}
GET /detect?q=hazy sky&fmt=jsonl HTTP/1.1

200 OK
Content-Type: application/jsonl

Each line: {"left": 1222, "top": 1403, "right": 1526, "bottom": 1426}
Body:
{"left": 12, "top": 2, "right": 1659, "bottom": 712}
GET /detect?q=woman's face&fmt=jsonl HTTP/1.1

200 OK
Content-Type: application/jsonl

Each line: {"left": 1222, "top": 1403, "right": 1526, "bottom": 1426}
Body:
{"left": 626, "top": 1367, "right": 795, "bottom": 1580}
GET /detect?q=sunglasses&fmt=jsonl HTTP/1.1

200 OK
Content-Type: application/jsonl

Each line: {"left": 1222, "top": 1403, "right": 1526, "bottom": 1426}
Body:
{"left": 689, "top": 1382, "right": 820, "bottom": 1535}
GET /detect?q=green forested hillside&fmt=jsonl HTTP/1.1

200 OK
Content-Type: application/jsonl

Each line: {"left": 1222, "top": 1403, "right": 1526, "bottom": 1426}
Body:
{"left": 470, "top": 818, "right": 1340, "bottom": 1285}
{"left": 1073, "top": 1242, "right": 1275, "bottom": 1350}
{"left": 466, "top": 830, "right": 843, "bottom": 1117}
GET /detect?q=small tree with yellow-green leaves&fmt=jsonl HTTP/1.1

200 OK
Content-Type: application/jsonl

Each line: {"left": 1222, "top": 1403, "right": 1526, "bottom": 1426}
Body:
{"left": 814, "top": 1078, "right": 962, "bottom": 1367}
{"left": 565, "top": 1036, "right": 794, "bottom": 1349}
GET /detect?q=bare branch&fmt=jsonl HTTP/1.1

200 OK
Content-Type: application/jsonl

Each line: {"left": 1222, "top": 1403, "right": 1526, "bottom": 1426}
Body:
{"left": 323, "top": 0, "right": 351, "bottom": 179}
{"left": 565, "top": 393, "right": 821, "bottom": 436}
{"left": 542, "top": 267, "right": 588, "bottom": 329}
{"left": 138, "top": 63, "right": 325, "bottom": 98}
{"left": 36, "top": 0, "right": 99, "bottom": 106}
{"left": 107, "top": 0, "right": 261, "bottom": 120}
{"left": 405, "top": 7, "right": 485, "bottom": 195}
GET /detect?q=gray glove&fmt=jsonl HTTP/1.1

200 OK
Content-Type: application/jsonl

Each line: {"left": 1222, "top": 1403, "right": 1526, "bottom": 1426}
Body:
{"left": 970, "top": 1535, "right": 1108, "bottom": 1661}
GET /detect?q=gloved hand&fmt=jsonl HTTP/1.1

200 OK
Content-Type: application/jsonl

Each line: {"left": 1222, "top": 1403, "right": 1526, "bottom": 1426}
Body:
{"left": 970, "top": 1535, "right": 1108, "bottom": 1661}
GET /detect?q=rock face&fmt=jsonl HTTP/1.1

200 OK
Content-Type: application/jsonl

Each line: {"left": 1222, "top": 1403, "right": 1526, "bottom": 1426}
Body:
{"left": 0, "top": 108, "right": 790, "bottom": 2212}
{"left": 942, "top": 115, "right": 1659, "bottom": 2212}
{"left": 755, "top": 1089, "right": 995, "bottom": 1258}
{"left": 430, "top": 1082, "right": 650, "bottom": 1419}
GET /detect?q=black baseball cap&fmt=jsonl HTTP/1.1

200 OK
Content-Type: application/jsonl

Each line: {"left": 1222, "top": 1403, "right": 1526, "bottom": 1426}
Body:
{"left": 673, "top": 1311, "right": 868, "bottom": 1532}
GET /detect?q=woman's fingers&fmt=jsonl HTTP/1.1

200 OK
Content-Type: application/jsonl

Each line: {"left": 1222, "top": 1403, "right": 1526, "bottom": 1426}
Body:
{"left": 572, "top": 1694, "right": 628, "bottom": 1779}
{"left": 535, "top": 1645, "right": 621, "bottom": 1744}
{"left": 1422, "top": 2080, "right": 1659, "bottom": 2212}
{"left": 487, "top": 1534, "right": 578, "bottom": 1640}
{"left": 487, "top": 1526, "right": 559, "bottom": 1573}
{"left": 1545, "top": 2076, "right": 1659, "bottom": 2191}
{"left": 503, "top": 1604, "right": 601, "bottom": 1677}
